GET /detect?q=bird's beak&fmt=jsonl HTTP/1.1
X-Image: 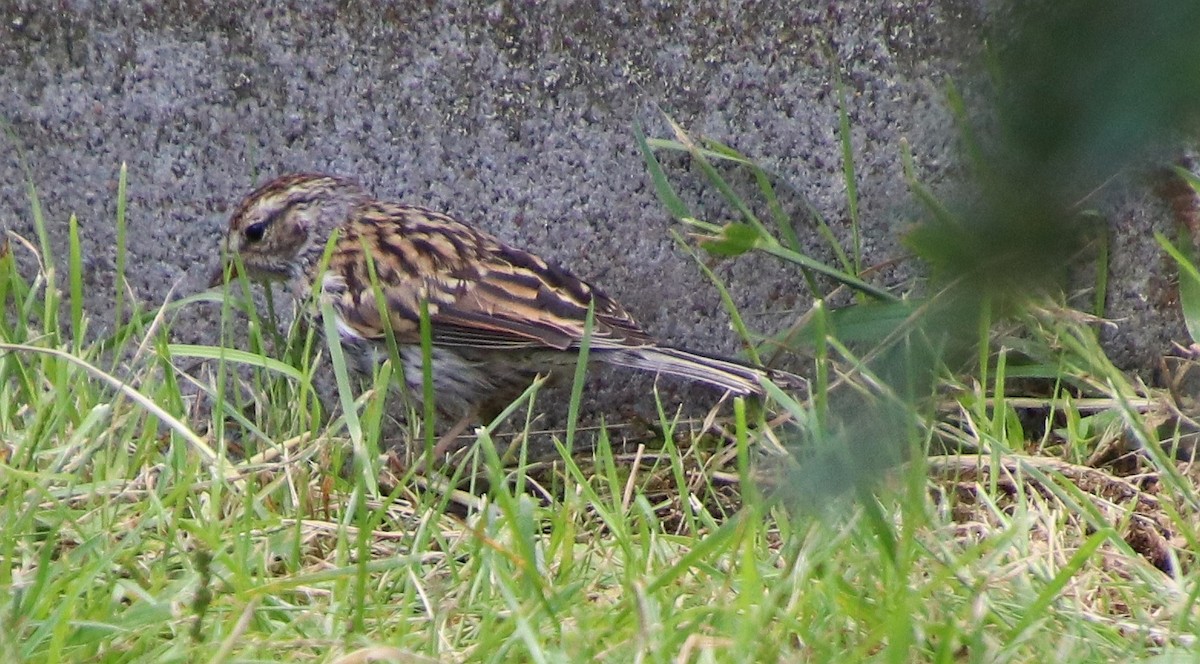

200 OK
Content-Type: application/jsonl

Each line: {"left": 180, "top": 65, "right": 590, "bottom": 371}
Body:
{"left": 208, "top": 262, "right": 239, "bottom": 289}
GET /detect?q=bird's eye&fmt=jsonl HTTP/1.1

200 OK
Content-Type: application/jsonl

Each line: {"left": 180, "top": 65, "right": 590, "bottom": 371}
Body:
{"left": 244, "top": 222, "right": 267, "bottom": 243}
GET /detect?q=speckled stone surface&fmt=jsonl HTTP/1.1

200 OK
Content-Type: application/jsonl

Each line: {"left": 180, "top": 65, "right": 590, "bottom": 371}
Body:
{"left": 0, "top": 1, "right": 1181, "bottom": 418}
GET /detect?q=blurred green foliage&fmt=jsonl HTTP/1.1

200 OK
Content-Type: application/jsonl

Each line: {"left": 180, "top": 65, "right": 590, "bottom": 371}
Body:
{"left": 910, "top": 0, "right": 1200, "bottom": 301}
{"left": 808, "top": 0, "right": 1200, "bottom": 504}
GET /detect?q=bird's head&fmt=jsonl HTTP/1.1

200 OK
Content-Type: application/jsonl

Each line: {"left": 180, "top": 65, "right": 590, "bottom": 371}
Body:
{"left": 210, "top": 173, "right": 368, "bottom": 287}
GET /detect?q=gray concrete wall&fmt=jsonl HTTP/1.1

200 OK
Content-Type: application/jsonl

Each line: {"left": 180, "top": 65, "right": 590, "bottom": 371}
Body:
{"left": 0, "top": 2, "right": 1179, "bottom": 405}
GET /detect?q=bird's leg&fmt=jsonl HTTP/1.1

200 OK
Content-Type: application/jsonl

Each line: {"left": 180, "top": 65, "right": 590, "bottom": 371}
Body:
{"left": 431, "top": 409, "right": 478, "bottom": 459}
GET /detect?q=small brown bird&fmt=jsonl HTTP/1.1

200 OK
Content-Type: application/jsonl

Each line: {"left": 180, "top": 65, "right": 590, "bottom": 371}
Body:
{"left": 211, "top": 173, "right": 801, "bottom": 451}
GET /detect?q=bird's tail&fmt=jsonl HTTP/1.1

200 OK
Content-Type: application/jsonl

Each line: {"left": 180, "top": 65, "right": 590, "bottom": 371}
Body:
{"left": 599, "top": 346, "right": 804, "bottom": 396}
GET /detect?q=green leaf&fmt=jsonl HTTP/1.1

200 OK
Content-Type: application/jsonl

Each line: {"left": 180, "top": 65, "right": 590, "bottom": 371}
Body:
{"left": 697, "top": 223, "right": 761, "bottom": 257}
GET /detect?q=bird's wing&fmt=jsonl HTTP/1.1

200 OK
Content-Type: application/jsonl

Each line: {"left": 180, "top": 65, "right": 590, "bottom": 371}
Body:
{"left": 320, "top": 204, "right": 652, "bottom": 351}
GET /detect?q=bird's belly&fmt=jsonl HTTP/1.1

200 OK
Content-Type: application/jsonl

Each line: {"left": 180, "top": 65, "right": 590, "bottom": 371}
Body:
{"left": 338, "top": 332, "right": 546, "bottom": 418}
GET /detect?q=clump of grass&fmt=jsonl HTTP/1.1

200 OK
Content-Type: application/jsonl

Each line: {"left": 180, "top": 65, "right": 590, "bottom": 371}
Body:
{"left": 8, "top": 40, "right": 1200, "bottom": 656}
{"left": 631, "top": 86, "right": 1200, "bottom": 657}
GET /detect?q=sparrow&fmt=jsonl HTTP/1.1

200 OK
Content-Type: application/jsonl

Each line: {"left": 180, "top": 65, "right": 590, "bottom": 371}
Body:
{"left": 210, "top": 173, "right": 802, "bottom": 451}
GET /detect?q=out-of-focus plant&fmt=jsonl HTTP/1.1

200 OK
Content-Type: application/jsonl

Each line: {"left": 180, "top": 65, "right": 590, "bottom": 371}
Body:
{"left": 640, "top": 0, "right": 1200, "bottom": 506}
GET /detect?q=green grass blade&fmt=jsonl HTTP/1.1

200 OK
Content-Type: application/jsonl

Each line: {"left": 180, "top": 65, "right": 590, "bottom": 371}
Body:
{"left": 648, "top": 134, "right": 854, "bottom": 272}
{"left": 0, "top": 341, "right": 231, "bottom": 477}
{"left": 663, "top": 115, "right": 769, "bottom": 238}
{"left": 165, "top": 344, "right": 306, "bottom": 382}
{"left": 634, "top": 122, "right": 692, "bottom": 220}
{"left": 115, "top": 162, "right": 128, "bottom": 324}
{"left": 1091, "top": 216, "right": 1109, "bottom": 317}
{"left": 1156, "top": 231, "right": 1200, "bottom": 344}
{"left": 835, "top": 77, "right": 862, "bottom": 275}
{"left": 418, "top": 298, "right": 437, "bottom": 460}
{"left": 1007, "top": 528, "right": 1112, "bottom": 640}
{"left": 759, "top": 241, "right": 898, "bottom": 302}
{"left": 67, "top": 214, "right": 83, "bottom": 352}
{"left": 319, "top": 295, "right": 375, "bottom": 495}
{"left": 672, "top": 231, "right": 761, "bottom": 361}
{"left": 701, "top": 137, "right": 804, "bottom": 253}
{"left": 564, "top": 298, "right": 595, "bottom": 456}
